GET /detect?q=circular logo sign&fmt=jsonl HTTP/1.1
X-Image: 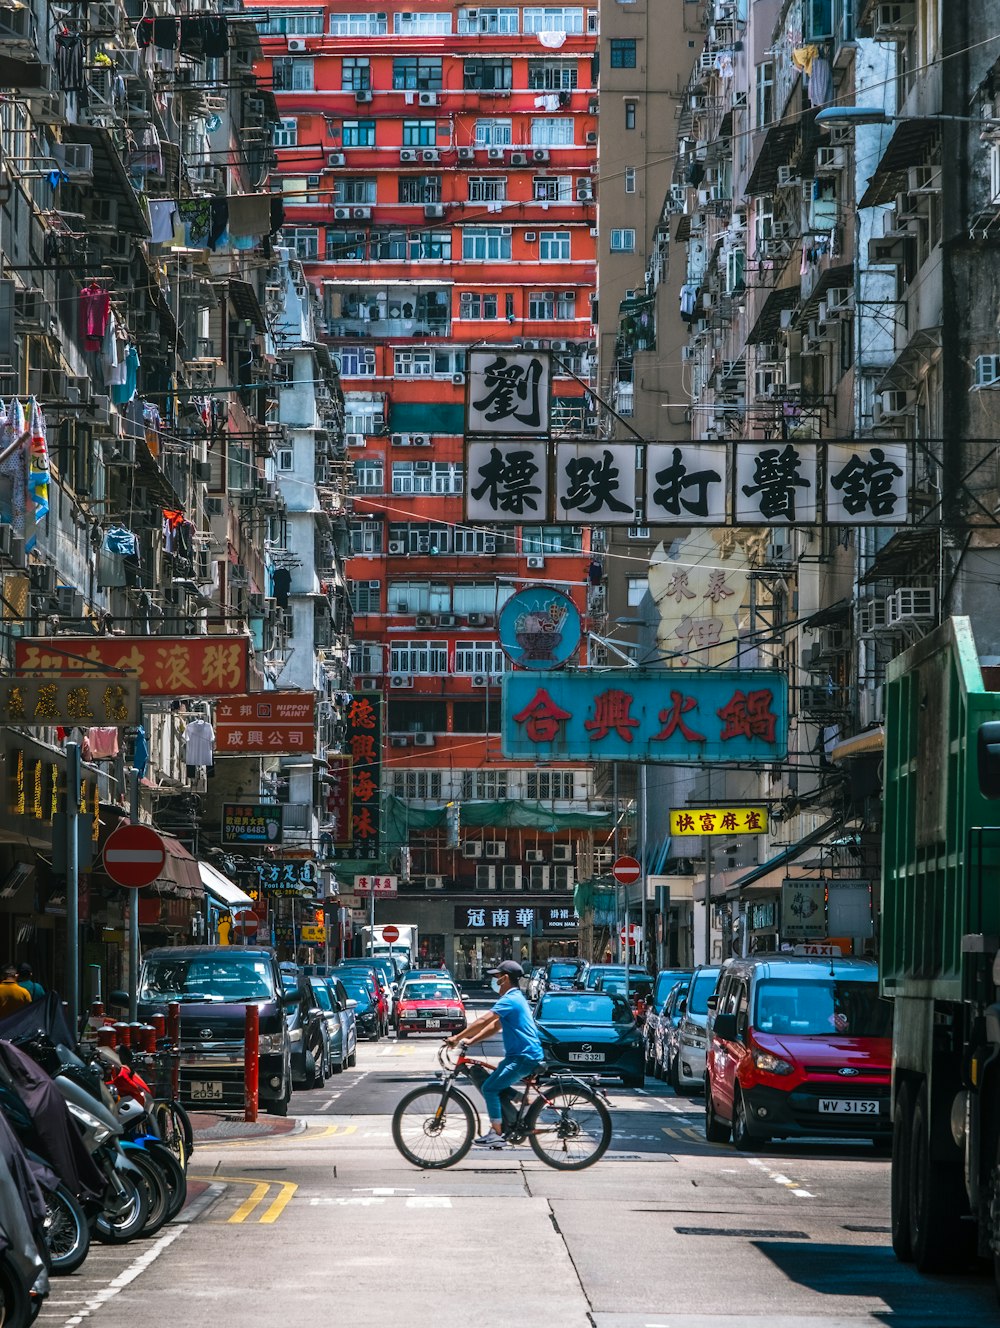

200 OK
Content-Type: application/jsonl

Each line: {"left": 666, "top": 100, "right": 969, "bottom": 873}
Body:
{"left": 498, "top": 585, "right": 581, "bottom": 671}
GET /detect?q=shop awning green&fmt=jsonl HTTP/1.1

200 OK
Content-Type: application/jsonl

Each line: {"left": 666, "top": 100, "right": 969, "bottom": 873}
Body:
{"left": 383, "top": 796, "right": 616, "bottom": 843}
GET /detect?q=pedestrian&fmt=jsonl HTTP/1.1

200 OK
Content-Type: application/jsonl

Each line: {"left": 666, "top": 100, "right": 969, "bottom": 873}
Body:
{"left": 16, "top": 964, "right": 43, "bottom": 1002}
{"left": 445, "top": 959, "right": 545, "bottom": 1149}
{"left": 0, "top": 966, "right": 32, "bottom": 1019}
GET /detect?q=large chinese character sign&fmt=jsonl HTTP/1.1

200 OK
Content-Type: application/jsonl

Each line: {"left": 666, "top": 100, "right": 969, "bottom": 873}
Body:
{"left": 825, "top": 443, "right": 908, "bottom": 523}
{"left": 646, "top": 444, "right": 727, "bottom": 525}
{"left": 735, "top": 443, "right": 818, "bottom": 525}
{"left": 344, "top": 693, "right": 382, "bottom": 860}
{"left": 502, "top": 669, "right": 787, "bottom": 763}
{"left": 467, "top": 349, "right": 551, "bottom": 437}
{"left": 466, "top": 441, "right": 549, "bottom": 522}
{"left": 555, "top": 444, "right": 638, "bottom": 524}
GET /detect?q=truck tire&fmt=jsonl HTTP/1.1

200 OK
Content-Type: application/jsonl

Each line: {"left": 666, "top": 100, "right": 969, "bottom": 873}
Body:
{"left": 891, "top": 1082, "right": 913, "bottom": 1261}
{"left": 908, "top": 1083, "right": 971, "bottom": 1272}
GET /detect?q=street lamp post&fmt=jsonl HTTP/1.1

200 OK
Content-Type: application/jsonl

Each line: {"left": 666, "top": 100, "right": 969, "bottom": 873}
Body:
{"left": 815, "top": 106, "right": 1000, "bottom": 130}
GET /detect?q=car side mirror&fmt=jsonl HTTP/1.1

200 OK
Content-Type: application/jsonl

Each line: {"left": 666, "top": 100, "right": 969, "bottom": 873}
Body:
{"left": 346, "top": 999, "right": 358, "bottom": 1009}
{"left": 678, "top": 997, "right": 687, "bottom": 1014}
{"left": 391, "top": 983, "right": 398, "bottom": 995}
{"left": 281, "top": 990, "right": 300, "bottom": 1008}
{"left": 713, "top": 1013, "right": 739, "bottom": 1041}
{"left": 706, "top": 993, "right": 718, "bottom": 1010}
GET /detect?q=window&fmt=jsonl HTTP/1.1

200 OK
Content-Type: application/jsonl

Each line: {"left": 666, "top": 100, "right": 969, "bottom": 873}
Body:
{"left": 624, "top": 100, "right": 636, "bottom": 130}
{"left": 325, "top": 230, "right": 366, "bottom": 261}
{"left": 351, "top": 523, "right": 383, "bottom": 558}
{"left": 528, "top": 291, "right": 555, "bottom": 319}
{"left": 463, "top": 227, "right": 512, "bottom": 261}
{"left": 390, "top": 641, "right": 449, "bottom": 675}
{"left": 349, "top": 579, "right": 381, "bottom": 613}
{"left": 474, "top": 119, "right": 512, "bottom": 147}
{"left": 333, "top": 119, "right": 376, "bottom": 147}
{"left": 525, "top": 771, "right": 575, "bottom": 799}
{"left": 452, "top": 583, "right": 514, "bottom": 613}
{"left": 286, "top": 227, "right": 318, "bottom": 259}
{"left": 610, "top": 228, "right": 635, "bottom": 251}
{"left": 539, "top": 230, "right": 571, "bottom": 260}
{"left": 272, "top": 117, "right": 297, "bottom": 148}
{"left": 263, "top": 10, "right": 323, "bottom": 35}
{"left": 624, "top": 166, "right": 636, "bottom": 194}
{"left": 524, "top": 7, "right": 585, "bottom": 33}
{"left": 403, "top": 119, "right": 439, "bottom": 147}
{"left": 609, "top": 38, "right": 636, "bottom": 67}
{"left": 458, "top": 8, "right": 519, "bottom": 34}
{"left": 458, "top": 292, "right": 498, "bottom": 319}
{"left": 462, "top": 770, "right": 508, "bottom": 799}
{"left": 333, "top": 177, "right": 376, "bottom": 205}
{"left": 756, "top": 61, "right": 774, "bottom": 127}
{"left": 528, "top": 60, "right": 578, "bottom": 91}
{"left": 389, "top": 582, "right": 449, "bottom": 613}
{"left": 353, "top": 459, "right": 384, "bottom": 493}
{"left": 455, "top": 641, "right": 506, "bottom": 674}
{"left": 344, "top": 400, "right": 386, "bottom": 435}
{"left": 531, "top": 118, "right": 574, "bottom": 146}
{"left": 277, "top": 448, "right": 294, "bottom": 471}
{"left": 805, "top": 0, "right": 833, "bottom": 40}
{"left": 392, "top": 57, "right": 443, "bottom": 90}
{"left": 389, "top": 524, "right": 452, "bottom": 554}
{"left": 393, "top": 348, "right": 463, "bottom": 376}
{"left": 394, "top": 10, "right": 451, "bottom": 32}
{"left": 534, "top": 175, "right": 573, "bottom": 202}
{"left": 464, "top": 58, "right": 513, "bottom": 90}
{"left": 399, "top": 175, "right": 441, "bottom": 204}
{"left": 391, "top": 462, "right": 464, "bottom": 495}
{"left": 340, "top": 57, "right": 370, "bottom": 91}
{"left": 335, "top": 345, "right": 376, "bottom": 376}
{"left": 282, "top": 176, "right": 319, "bottom": 205}
{"left": 468, "top": 176, "right": 508, "bottom": 202}
{"left": 271, "top": 57, "right": 314, "bottom": 91}
{"left": 521, "top": 525, "right": 583, "bottom": 554}
{"left": 726, "top": 248, "right": 745, "bottom": 295}
{"left": 453, "top": 525, "right": 512, "bottom": 553}
{"left": 626, "top": 576, "right": 648, "bottom": 606}
{"left": 392, "top": 770, "right": 444, "bottom": 800}
{"left": 349, "top": 641, "right": 384, "bottom": 673}
{"left": 329, "top": 11, "right": 387, "bottom": 33}
{"left": 410, "top": 231, "right": 451, "bottom": 260}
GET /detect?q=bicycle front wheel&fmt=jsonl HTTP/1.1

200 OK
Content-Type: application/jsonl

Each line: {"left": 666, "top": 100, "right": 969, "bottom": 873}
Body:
{"left": 392, "top": 1086, "right": 475, "bottom": 1169}
{"left": 526, "top": 1082, "right": 612, "bottom": 1170}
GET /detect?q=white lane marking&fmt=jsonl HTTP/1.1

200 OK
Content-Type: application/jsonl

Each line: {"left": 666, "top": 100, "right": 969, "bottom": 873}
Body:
{"left": 59, "top": 1222, "right": 189, "bottom": 1325}
{"left": 309, "top": 1196, "right": 387, "bottom": 1206}
{"left": 406, "top": 1196, "right": 452, "bottom": 1208}
{"left": 745, "top": 1157, "right": 815, "bottom": 1198}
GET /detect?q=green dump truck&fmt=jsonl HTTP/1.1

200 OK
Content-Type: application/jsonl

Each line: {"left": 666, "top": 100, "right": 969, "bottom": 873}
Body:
{"left": 883, "top": 616, "right": 1000, "bottom": 1284}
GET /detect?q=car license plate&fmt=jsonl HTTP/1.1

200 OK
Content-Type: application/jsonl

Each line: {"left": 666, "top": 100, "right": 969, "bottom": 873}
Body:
{"left": 425, "top": 1019, "right": 441, "bottom": 1028}
{"left": 191, "top": 1080, "right": 224, "bottom": 1101}
{"left": 819, "top": 1098, "right": 879, "bottom": 1114}
{"left": 569, "top": 1052, "right": 605, "bottom": 1063}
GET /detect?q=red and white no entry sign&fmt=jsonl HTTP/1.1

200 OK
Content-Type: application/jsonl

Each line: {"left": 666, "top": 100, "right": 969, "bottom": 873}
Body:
{"left": 103, "top": 823, "right": 167, "bottom": 889}
{"left": 620, "top": 923, "right": 643, "bottom": 941}
{"left": 612, "top": 855, "right": 642, "bottom": 886}
{"left": 382, "top": 925, "right": 400, "bottom": 944}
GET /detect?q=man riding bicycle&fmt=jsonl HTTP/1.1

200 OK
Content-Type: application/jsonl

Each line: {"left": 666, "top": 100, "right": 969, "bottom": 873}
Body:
{"left": 445, "top": 960, "right": 544, "bottom": 1150}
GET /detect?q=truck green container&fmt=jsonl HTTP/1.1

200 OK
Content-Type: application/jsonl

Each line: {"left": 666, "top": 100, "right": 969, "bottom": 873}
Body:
{"left": 883, "top": 616, "right": 1000, "bottom": 1285}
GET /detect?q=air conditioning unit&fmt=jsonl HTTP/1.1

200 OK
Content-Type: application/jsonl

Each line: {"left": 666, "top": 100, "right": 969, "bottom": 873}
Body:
{"left": 974, "top": 355, "right": 1000, "bottom": 389}
{"left": 868, "top": 233, "right": 911, "bottom": 266}
{"left": 424, "top": 204, "right": 446, "bottom": 219}
{"left": 351, "top": 207, "right": 371, "bottom": 219}
{"left": 487, "top": 147, "right": 505, "bottom": 160}
{"left": 552, "top": 845, "right": 572, "bottom": 862}
{"left": 29, "top": 564, "right": 55, "bottom": 596}
{"left": 328, "top": 153, "right": 346, "bottom": 167}
{"left": 438, "top": 613, "right": 458, "bottom": 627}
{"left": 531, "top": 149, "right": 550, "bottom": 163}
{"left": 462, "top": 841, "right": 483, "bottom": 859}
{"left": 908, "top": 165, "right": 940, "bottom": 193}
{"left": 424, "top": 875, "right": 446, "bottom": 890}
{"left": 355, "top": 90, "right": 373, "bottom": 103}
{"left": 411, "top": 433, "right": 431, "bottom": 446}
{"left": 886, "top": 587, "right": 935, "bottom": 626}
{"left": 776, "top": 165, "right": 799, "bottom": 188}
{"left": 390, "top": 674, "right": 413, "bottom": 688}
{"left": 859, "top": 599, "right": 889, "bottom": 634}
{"left": 859, "top": 684, "right": 885, "bottom": 729}
{"left": 526, "top": 555, "right": 545, "bottom": 569}
{"left": 387, "top": 540, "right": 406, "bottom": 555}
{"left": 874, "top": 389, "right": 913, "bottom": 421}
{"left": 815, "top": 146, "right": 845, "bottom": 171}
{"left": 287, "top": 38, "right": 307, "bottom": 51}
{"left": 392, "top": 433, "right": 411, "bottom": 447}
{"left": 390, "top": 735, "right": 411, "bottom": 747}
{"left": 872, "top": 2, "right": 916, "bottom": 38}
{"left": 576, "top": 185, "right": 593, "bottom": 201}
{"left": 510, "top": 152, "right": 529, "bottom": 166}
{"left": 413, "top": 732, "right": 435, "bottom": 746}
{"left": 421, "top": 149, "right": 440, "bottom": 163}
{"left": 451, "top": 372, "right": 466, "bottom": 385}
{"left": 415, "top": 613, "right": 434, "bottom": 627}
{"left": 485, "top": 841, "right": 506, "bottom": 859}
{"left": 825, "top": 286, "right": 852, "bottom": 313}
{"left": 346, "top": 433, "right": 366, "bottom": 447}
{"left": 333, "top": 207, "right": 351, "bottom": 220}
{"left": 418, "top": 91, "right": 439, "bottom": 106}
{"left": 799, "top": 686, "right": 847, "bottom": 716}
{"left": 55, "top": 586, "right": 83, "bottom": 618}
{"left": 400, "top": 149, "right": 418, "bottom": 162}
{"left": 458, "top": 147, "right": 475, "bottom": 161}
{"left": 585, "top": 131, "right": 597, "bottom": 144}
{"left": 467, "top": 613, "right": 488, "bottom": 627}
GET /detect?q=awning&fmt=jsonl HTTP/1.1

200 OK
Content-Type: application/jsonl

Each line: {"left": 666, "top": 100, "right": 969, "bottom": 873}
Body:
{"left": 859, "top": 119, "right": 940, "bottom": 208}
{"left": 746, "top": 121, "right": 803, "bottom": 195}
{"left": 860, "top": 529, "right": 937, "bottom": 583}
{"left": 227, "top": 278, "right": 267, "bottom": 333}
{"left": 156, "top": 835, "right": 201, "bottom": 896}
{"left": 723, "top": 814, "right": 844, "bottom": 898}
{"left": 199, "top": 862, "right": 255, "bottom": 912}
{"left": 803, "top": 597, "right": 853, "bottom": 629}
{"left": 746, "top": 285, "right": 800, "bottom": 344}
{"left": 829, "top": 727, "right": 885, "bottom": 762}
{"left": 62, "top": 124, "right": 151, "bottom": 237}
{"left": 875, "top": 326, "right": 942, "bottom": 394}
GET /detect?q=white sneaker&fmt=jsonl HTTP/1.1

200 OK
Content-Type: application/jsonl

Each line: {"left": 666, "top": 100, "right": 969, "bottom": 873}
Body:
{"left": 472, "top": 1132, "right": 505, "bottom": 1150}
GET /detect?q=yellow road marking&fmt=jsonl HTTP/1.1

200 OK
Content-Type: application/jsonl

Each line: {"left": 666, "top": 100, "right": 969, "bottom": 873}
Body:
{"left": 260, "top": 1181, "right": 297, "bottom": 1224}
{"left": 228, "top": 1182, "right": 270, "bottom": 1224}
{"left": 661, "top": 1127, "right": 683, "bottom": 1140}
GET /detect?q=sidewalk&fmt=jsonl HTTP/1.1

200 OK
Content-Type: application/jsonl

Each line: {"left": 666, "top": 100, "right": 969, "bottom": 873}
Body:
{"left": 189, "top": 1110, "right": 299, "bottom": 1142}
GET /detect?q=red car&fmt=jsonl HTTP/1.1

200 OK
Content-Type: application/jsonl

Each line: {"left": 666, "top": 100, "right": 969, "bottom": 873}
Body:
{"left": 395, "top": 976, "right": 466, "bottom": 1037}
{"left": 705, "top": 955, "right": 892, "bottom": 1150}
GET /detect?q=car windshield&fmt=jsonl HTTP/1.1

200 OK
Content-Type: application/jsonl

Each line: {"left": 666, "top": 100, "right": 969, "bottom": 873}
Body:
{"left": 280, "top": 973, "right": 298, "bottom": 993}
{"left": 537, "top": 993, "right": 634, "bottom": 1025}
{"left": 310, "top": 983, "right": 332, "bottom": 1011}
{"left": 687, "top": 969, "right": 720, "bottom": 1016}
{"left": 584, "top": 966, "right": 627, "bottom": 989}
{"left": 548, "top": 962, "right": 581, "bottom": 982}
{"left": 753, "top": 978, "right": 892, "bottom": 1037}
{"left": 139, "top": 956, "right": 275, "bottom": 1003}
{"left": 654, "top": 970, "right": 692, "bottom": 1006}
{"left": 400, "top": 982, "right": 458, "bottom": 1001}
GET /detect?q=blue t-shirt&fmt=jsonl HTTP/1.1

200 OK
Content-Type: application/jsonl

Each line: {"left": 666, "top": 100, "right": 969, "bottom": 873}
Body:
{"left": 493, "top": 988, "right": 544, "bottom": 1061}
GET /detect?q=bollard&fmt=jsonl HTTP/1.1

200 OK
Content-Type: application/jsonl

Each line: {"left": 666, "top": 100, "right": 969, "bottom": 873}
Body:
{"left": 150, "top": 1012, "right": 165, "bottom": 1039}
{"left": 244, "top": 1003, "right": 259, "bottom": 1123}
{"left": 141, "top": 1025, "right": 157, "bottom": 1053}
{"left": 114, "top": 1022, "right": 130, "bottom": 1050}
{"left": 128, "top": 1022, "right": 144, "bottom": 1049}
{"left": 90, "top": 1001, "right": 104, "bottom": 1022}
{"left": 97, "top": 1026, "right": 117, "bottom": 1049}
{"left": 167, "top": 1002, "right": 180, "bottom": 1099}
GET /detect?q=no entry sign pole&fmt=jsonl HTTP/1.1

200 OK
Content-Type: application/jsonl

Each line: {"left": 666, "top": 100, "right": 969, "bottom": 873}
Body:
{"left": 128, "top": 769, "right": 140, "bottom": 1024}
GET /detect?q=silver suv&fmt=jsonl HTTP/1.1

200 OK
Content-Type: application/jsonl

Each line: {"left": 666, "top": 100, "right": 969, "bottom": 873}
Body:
{"left": 671, "top": 965, "right": 721, "bottom": 1094}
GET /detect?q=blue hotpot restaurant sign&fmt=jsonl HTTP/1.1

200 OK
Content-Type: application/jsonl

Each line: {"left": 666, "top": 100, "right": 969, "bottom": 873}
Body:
{"left": 498, "top": 585, "right": 581, "bottom": 671}
{"left": 501, "top": 669, "right": 788, "bottom": 763}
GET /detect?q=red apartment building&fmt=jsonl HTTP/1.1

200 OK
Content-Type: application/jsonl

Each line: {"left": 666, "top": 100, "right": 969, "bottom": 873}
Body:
{"left": 258, "top": 0, "right": 610, "bottom": 969}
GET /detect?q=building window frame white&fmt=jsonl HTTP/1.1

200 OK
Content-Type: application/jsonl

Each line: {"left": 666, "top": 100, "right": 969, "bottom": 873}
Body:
{"left": 530, "top": 118, "right": 575, "bottom": 146}
{"left": 272, "top": 117, "right": 297, "bottom": 147}
{"left": 610, "top": 228, "right": 636, "bottom": 251}
{"left": 539, "top": 230, "right": 571, "bottom": 260}
{"left": 523, "top": 7, "right": 585, "bottom": 34}
{"left": 474, "top": 118, "right": 513, "bottom": 147}
{"left": 462, "top": 226, "right": 513, "bottom": 261}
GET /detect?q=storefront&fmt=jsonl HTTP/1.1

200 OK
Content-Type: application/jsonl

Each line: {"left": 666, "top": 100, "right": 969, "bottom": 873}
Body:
{"left": 451, "top": 903, "right": 578, "bottom": 977}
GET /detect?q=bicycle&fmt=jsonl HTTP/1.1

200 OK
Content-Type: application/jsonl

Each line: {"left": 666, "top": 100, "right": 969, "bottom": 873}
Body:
{"left": 391, "top": 1044, "right": 613, "bottom": 1171}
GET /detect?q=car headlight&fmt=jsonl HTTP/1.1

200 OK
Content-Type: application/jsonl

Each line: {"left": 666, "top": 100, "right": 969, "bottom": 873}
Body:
{"left": 681, "top": 1030, "right": 707, "bottom": 1049}
{"left": 66, "top": 1101, "right": 113, "bottom": 1145}
{"left": 752, "top": 1048, "right": 794, "bottom": 1076}
{"left": 401, "top": 1009, "right": 418, "bottom": 1019}
{"left": 258, "top": 1033, "right": 283, "bottom": 1054}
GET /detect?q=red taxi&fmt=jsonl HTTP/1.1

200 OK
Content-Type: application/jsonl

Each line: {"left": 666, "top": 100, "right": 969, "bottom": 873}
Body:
{"left": 395, "top": 976, "right": 466, "bottom": 1038}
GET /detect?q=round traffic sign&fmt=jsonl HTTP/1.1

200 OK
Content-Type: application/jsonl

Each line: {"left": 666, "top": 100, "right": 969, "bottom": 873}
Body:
{"left": 382, "top": 925, "right": 400, "bottom": 944}
{"left": 612, "top": 855, "right": 642, "bottom": 886}
{"left": 103, "top": 823, "right": 167, "bottom": 889}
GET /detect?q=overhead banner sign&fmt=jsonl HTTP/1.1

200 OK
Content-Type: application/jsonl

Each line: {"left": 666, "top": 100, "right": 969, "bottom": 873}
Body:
{"left": 0, "top": 677, "right": 139, "bottom": 726}
{"left": 221, "top": 803, "right": 283, "bottom": 846}
{"left": 15, "top": 636, "right": 249, "bottom": 696}
{"left": 502, "top": 670, "right": 788, "bottom": 763}
{"left": 324, "top": 753, "right": 353, "bottom": 848}
{"left": 454, "top": 905, "right": 578, "bottom": 933}
{"left": 354, "top": 873, "right": 397, "bottom": 897}
{"left": 670, "top": 806, "right": 769, "bottom": 836}
{"left": 345, "top": 694, "right": 382, "bottom": 859}
{"left": 466, "top": 348, "right": 551, "bottom": 438}
{"left": 215, "top": 693, "right": 315, "bottom": 755}
{"left": 781, "top": 878, "right": 827, "bottom": 939}
{"left": 463, "top": 440, "right": 910, "bottom": 526}
{"left": 255, "top": 859, "right": 318, "bottom": 896}
{"left": 498, "top": 585, "right": 581, "bottom": 670}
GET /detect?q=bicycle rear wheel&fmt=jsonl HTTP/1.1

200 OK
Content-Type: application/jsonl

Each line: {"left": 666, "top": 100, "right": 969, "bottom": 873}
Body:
{"left": 525, "top": 1082, "right": 612, "bottom": 1170}
{"left": 392, "top": 1086, "right": 475, "bottom": 1169}
{"left": 152, "top": 1100, "right": 192, "bottom": 1171}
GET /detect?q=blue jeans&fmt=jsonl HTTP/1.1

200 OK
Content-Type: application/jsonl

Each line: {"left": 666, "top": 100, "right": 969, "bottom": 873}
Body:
{"left": 478, "top": 1055, "right": 542, "bottom": 1128}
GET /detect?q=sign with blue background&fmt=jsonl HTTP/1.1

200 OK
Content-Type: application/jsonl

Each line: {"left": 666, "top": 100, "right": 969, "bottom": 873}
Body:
{"left": 498, "top": 585, "right": 581, "bottom": 671}
{"left": 501, "top": 669, "right": 788, "bottom": 763}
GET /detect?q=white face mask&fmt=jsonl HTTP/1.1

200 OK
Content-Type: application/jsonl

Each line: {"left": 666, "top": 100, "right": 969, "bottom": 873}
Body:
{"left": 490, "top": 977, "right": 502, "bottom": 994}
